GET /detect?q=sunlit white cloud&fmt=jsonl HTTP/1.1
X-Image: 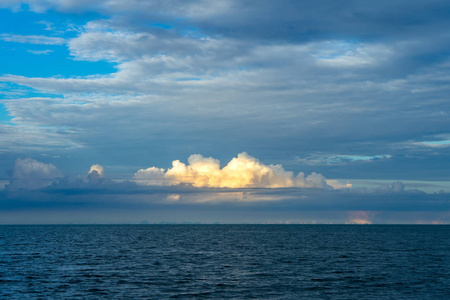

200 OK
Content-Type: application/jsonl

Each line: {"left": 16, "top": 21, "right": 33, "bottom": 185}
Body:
{"left": 89, "top": 164, "right": 104, "bottom": 177}
{"left": 86, "top": 163, "right": 105, "bottom": 184}
{"left": 134, "top": 152, "right": 329, "bottom": 188}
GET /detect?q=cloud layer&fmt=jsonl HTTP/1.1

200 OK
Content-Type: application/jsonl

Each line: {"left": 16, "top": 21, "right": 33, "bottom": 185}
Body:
{"left": 0, "top": 1, "right": 450, "bottom": 191}
{"left": 0, "top": 156, "right": 448, "bottom": 224}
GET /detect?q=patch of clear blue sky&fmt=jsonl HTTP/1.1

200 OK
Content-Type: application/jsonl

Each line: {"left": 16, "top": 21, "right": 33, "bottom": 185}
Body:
{"left": 0, "top": 8, "right": 117, "bottom": 120}
{"left": 150, "top": 23, "right": 173, "bottom": 30}
{"left": 0, "top": 82, "right": 64, "bottom": 123}
{"left": 0, "top": 8, "right": 116, "bottom": 77}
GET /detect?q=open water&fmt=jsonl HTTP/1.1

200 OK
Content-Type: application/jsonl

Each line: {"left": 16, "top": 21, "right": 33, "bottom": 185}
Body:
{"left": 0, "top": 225, "right": 449, "bottom": 299}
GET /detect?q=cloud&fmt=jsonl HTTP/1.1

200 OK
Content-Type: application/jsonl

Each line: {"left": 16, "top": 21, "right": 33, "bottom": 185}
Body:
{"left": 27, "top": 49, "right": 54, "bottom": 55}
{"left": 89, "top": 164, "right": 104, "bottom": 177}
{"left": 3, "top": 1, "right": 449, "bottom": 42}
{"left": 413, "top": 140, "right": 450, "bottom": 148}
{"left": 36, "top": 20, "right": 55, "bottom": 31}
{"left": 134, "top": 152, "right": 328, "bottom": 188}
{"left": 350, "top": 181, "right": 416, "bottom": 194}
{"left": 296, "top": 154, "right": 393, "bottom": 165}
{"left": 381, "top": 181, "right": 405, "bottom": 193}
{"left": 1, "top": 176, "right": 449, "bottom": 224}
{"left": 86, "top": 163, "right": 105, "bottom": 184}
{"left": 0, "top": 157, "right": 448, "bottom": 223}
{"left": 326, "top": 180, "right": 352, "bottom": 189}
{"left": 7, "top": 157, "right": 63, "bottom": 190}
{"left": 0, "top": 33, "right": 65, "bottom": 45}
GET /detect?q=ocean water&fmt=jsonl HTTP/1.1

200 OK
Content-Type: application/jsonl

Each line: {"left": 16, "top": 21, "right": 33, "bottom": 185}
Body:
{"left": 0, "top": 225, "right": 449, "bottom": 299}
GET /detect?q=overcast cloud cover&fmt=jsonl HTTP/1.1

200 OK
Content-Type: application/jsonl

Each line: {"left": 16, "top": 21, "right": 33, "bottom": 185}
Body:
{"left": 0, "top": 1, "right": 450, "bottom": 223}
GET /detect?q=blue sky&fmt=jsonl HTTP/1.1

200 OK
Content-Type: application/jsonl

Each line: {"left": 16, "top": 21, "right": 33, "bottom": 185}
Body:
{"left": 0, "top": 1, "right": 449, "bottom": 224}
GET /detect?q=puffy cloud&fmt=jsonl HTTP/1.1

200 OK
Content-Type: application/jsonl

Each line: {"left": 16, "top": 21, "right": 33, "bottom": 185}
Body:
{"left": 8, "top": 158, "right": 63, "bottom": 190}
{"left": 87, "top": 164, "right": 104, "bottom": 184}
{"left": 134, "top": 166, "right": 166, "bottom": 186}
{"left": 326, "top": 180, "right": 352, "bottom": 189}
{"left": 134, "top": 152, "right": 328, "bottom": 188}
{"left": 89, "top": 164, "right": 104, "bottom": 177}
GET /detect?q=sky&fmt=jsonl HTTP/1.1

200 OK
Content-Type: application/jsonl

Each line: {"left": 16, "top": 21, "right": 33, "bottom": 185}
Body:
{"left": 0, "top": 0, "right": 449, "bottom": 224}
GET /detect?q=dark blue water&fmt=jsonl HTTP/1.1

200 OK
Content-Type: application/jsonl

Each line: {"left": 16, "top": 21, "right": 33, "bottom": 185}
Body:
{"left": 0, "top": 225, "right": 449, "bottom": 299}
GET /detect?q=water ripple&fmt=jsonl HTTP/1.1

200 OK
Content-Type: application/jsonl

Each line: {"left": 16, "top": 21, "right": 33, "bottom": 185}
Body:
{"left": 0, "top": 225, "right": 449, "bottom": 299}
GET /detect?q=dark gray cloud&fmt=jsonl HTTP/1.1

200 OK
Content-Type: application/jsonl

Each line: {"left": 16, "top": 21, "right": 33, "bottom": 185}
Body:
{"left": 1, "top": 176, "right": 449, "bottom": 224}
{"left": 8, "top": 1, "right": 450, "bottom": 40}
{"left": 2, "top": 157, "right": 447, "bottom": 223}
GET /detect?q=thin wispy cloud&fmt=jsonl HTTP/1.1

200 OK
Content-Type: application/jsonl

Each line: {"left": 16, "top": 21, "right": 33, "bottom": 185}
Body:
{"left": 27, "top": 49, "right": 53, "bottom": 55}
{"left": 0, "top": 33, "right": 65, "bottom": 45}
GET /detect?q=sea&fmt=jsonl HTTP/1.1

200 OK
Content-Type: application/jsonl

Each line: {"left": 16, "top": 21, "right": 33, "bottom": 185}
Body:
{"left": 0, "top": 225, "right": 449, "bottom": 299}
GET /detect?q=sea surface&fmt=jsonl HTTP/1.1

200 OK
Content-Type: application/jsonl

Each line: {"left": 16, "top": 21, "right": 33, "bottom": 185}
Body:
{"left": 0, "top": 225, "right": 449, "bottom": 299}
